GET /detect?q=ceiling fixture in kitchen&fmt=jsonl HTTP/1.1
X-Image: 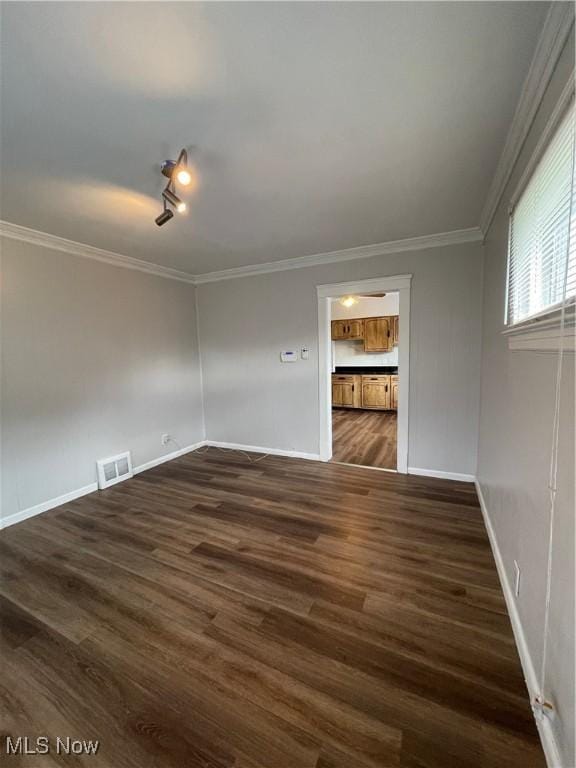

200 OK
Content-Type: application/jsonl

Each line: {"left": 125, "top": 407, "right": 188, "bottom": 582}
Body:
{"left": 155, "top": 148, "right": 191, "bottom": 227}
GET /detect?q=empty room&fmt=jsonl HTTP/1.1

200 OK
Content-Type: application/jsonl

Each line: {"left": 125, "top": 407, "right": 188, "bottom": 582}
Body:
{"left": 1, "top": 2, "right": 575, "bottom": 767}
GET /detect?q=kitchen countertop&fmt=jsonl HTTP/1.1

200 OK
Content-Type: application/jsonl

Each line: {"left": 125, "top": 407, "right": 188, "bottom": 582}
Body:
{"left": 334, "top": 367, "right": 398, "bottom": 375}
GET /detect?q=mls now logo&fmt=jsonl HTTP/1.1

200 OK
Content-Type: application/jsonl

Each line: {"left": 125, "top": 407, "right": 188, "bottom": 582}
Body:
{"left": 5, "top": 736, "right": 99, "bottom": 755}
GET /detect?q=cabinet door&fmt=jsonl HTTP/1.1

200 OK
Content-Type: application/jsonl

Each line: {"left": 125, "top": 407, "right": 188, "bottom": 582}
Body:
{"left": 391, "top": 381, "right": 398, "bottom": 410}
{"left": 361, "top": 377, "right": 391, "bottom": 409}
{"left": 331, "top": 320, "right": 348, "bottom": 340}
{"left": 332, "top": 381, "right": 343, "bottom": 406}
{"left": 364, "top": 318, "right": 390, "bottom": 352}
{"left": 347, "top": 319, "right": 364, "bottom": 339}
{"left": 392, "top": 316, "right": 399, "bottom": 346}
{"left": 332, "top": 382, "right": 355, "bottom": 407}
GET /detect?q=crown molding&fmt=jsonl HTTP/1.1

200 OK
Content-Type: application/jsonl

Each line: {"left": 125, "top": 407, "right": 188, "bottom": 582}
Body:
{"left": 0, "top": 220, "right": 197, "bottom": 285}
{"left": 0, "top": 220, "right": 483, "bottom": 286}
{"left": 480, "top": 3, "right": 575, "bottom": 236}
{"left": 193, "top": 227, "right": 483, "bottom": 284}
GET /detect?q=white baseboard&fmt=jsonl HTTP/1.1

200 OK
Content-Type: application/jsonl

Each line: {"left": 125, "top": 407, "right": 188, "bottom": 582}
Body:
{"left": 475, "top": 480, "right": 564, "bottom": 768}
{"left": 0, "top": 441, "right": 207, "bottom": 532}
{"left": 133, "top": 440, "right": 207, "bottom": 474}
{"left": 408, "top": 466, "right": 476, "bottom": 482}
{"left": 205, "top": 440, "right": 320, "bottom": 462}
{"left": 0, "top": 482, "right": 99, "bottom": 531}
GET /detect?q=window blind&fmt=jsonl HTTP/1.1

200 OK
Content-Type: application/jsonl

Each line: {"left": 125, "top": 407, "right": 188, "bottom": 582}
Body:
{"left": 507, "top": 100, "right": 576, "bottom": 326}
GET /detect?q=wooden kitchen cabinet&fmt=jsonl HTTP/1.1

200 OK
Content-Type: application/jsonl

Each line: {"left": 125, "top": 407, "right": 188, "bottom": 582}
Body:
{"left": 331, "top": 315, "right": 398, "bottom": 347}
{"left": 331, "top": 319, "right": 364, "bottom": 340}
{"left": 331, "top": 320, "right": 348, "bottom": 340}
{"left": 346, "top": 319, "right": 364, "bottom": 339}
{"left": 361, "top": 374, "right": 391, "bottom": 409}
{"left": 391, "top": 375, "right": 398, "bottom": 410}
{"left": 363, "top": 317, "right": 391, "bottom": 352}
{"left": 391, "top": 316, "right": 399, "bottom": 346}
{"left": 331, "top": 374, "right": 361, "bottom": 408}
{"left": 333, "top": 372, "right": 397, "bottom": 410}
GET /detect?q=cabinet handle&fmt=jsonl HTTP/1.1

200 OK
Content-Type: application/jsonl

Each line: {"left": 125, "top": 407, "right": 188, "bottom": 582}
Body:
{"left": 352, "top": 385, "right": 354, "bottom": 392}
{"left": 385, "top": 385, "right": 388, "bottom": 392}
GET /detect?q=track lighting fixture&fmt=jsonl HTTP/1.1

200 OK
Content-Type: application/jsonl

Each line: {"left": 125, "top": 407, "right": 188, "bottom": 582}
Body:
{"left": 155, "top": 147, "right": 190, "bottom": 226}
{"left": 155, "top": 204, "right": 174, "bottom": 227}
{"left": 162, "top": 188, "right": 187, "bottom": 214}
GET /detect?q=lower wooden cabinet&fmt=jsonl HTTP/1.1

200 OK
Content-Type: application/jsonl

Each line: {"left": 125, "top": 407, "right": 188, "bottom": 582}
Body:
{"left": 391, "top": 375, "right": 399, "bottom": 410}
{"left": 331, "top": 374, "right": 361, "bottom": 408}
{"left": 332, "top": 373, "right": 397, "bottom": 411}
{"left": 361, "top": 375, "right": 391, "bottom": 409}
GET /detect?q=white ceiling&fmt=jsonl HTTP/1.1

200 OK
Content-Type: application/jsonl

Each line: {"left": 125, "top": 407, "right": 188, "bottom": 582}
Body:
{"left": 1, "top": 2, "right": 549, "bottom": 275}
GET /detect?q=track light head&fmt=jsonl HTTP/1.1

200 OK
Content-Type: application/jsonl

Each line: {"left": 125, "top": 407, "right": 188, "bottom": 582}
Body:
{"left": 176, "top": 168, "right": 192, "bottom": 186}
{"left": 162, "top": 188, "right": 187, "bottom": 214}
{"left": 160, "top": 149, "right": 191, "bottom": 185}
{"left": 155, "top": 208, "right": 174, "bottom": 227}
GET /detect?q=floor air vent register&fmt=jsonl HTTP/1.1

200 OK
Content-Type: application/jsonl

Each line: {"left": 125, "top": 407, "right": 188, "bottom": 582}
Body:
{"left": 96, "top": 451, "right": 133, "bottom": 489}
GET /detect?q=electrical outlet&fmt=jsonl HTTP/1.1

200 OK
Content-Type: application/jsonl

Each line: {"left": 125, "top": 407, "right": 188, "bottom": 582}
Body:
{"left": 161, "top": 433, "right": 170, "bottom": 446}
{"left": 513, "top": 560, "right": 521, "bottom": 597}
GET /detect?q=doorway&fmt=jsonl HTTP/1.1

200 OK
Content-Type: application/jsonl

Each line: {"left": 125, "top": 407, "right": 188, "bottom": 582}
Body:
{"left": 317, "top": 275, "right": 411, "bottom": 472}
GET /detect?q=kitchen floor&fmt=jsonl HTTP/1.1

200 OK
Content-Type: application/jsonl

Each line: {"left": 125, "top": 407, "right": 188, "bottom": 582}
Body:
{"left": 332, "top": 408, "right": 397, "bottom": 469}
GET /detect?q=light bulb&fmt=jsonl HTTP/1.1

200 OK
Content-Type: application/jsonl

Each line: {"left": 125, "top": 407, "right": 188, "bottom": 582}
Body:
{"left": 340, "top": 296, "right": 358, "bottom": 308}
{"left": 176, "top": 169, "right": 192, "bottom": 186}
{"left": 177, "top": 202, "right": 187, "bottom": 214}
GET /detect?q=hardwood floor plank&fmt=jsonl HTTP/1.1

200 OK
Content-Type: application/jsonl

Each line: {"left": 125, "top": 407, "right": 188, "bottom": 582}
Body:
{"left": 332, "top": 408, "right": 397, "bottom": 469}
{"left": 0, "top": 447, "right": 543, "bottom": 767}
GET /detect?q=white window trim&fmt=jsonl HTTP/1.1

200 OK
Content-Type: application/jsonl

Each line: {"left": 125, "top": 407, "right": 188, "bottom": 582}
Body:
{"left": 502, "top": 75, "right": 576, "bottom": 352}
{"left": 503, "top": 299, "right": 575, "bottom": 352}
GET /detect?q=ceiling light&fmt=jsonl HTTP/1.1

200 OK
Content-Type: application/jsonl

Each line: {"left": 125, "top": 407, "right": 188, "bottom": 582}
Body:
{"left": 340, "top": 296, "right": 358, "bottom": 308}
{"left": 176, "top": 168, "right": 192, "bottom": 186}
{"left": 155, "top": 207, "right": 174, "bottom": 227}
{"left": 156, "top": 147, "right": 192, "bottom": 225}
{"left": 162, "top": 188, "right": 186, "bottom": 213}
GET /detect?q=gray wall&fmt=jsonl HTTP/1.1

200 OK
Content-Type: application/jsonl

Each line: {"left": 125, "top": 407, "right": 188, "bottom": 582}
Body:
{"left": 0, "top": 237, "right": 205, "bottom": 522}
{"left": 198, "top": 242, "right": 483, "bottom": 475}
{"left": 477, "top": 32, "right": 575, "bottom": 766}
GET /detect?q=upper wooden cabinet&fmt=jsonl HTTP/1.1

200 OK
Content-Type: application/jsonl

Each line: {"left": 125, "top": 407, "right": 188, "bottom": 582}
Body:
{"left": 331, "top": 320, "right": 347, "bottom": 340}
{"left": 331, "top": 319, "right": 364, "bottom": 340}
{"left": 391, "top": 316, "right": 399, "bottom": 346}
{"left": 347, "top": 319, "right": 364, "bottom": 339}
{"left": 331, "top": 315, "right": 398, "bottom": 349}
{"left": 363, "top": 317, "right": 391, "bottom": 352}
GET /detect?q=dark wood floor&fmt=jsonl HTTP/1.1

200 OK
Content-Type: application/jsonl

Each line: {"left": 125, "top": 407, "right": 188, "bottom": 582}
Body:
{"left": 332, "top": 408, "right": 397, "bottom": 469}
{"left": 0, "top": 448, "right": 543, "bottom": 767}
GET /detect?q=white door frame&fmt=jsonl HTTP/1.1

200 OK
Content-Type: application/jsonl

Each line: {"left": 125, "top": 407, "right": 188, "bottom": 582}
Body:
{"left": 317, "top": 274, "right": 412, "bottom": 473}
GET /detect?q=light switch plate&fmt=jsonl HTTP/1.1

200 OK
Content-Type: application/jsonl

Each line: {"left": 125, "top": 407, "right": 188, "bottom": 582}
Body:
{"left": 301, "top": 347, "right": 310, "bottom": 360}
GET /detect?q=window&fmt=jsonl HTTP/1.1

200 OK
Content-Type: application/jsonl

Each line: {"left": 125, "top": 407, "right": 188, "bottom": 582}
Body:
{"left": 507, "top": 100, "right": 575, "bottom": 326}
